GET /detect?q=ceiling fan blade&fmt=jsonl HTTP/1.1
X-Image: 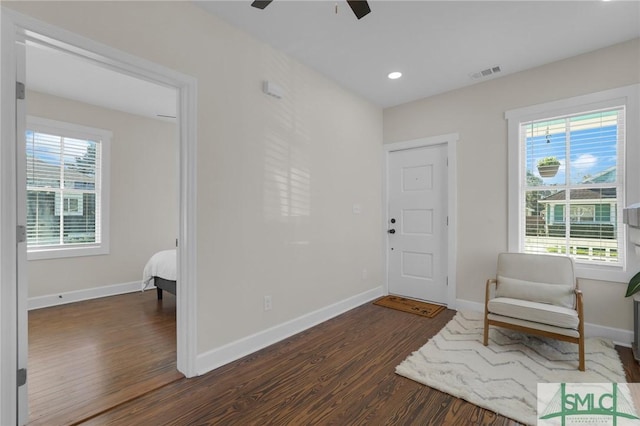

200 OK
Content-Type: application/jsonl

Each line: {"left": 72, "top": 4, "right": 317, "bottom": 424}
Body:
{"left": 251, "top": 0, "right": 273, "bottom": 10}
{"left": 346, "top": 1, "right": 371, "bottom": 20}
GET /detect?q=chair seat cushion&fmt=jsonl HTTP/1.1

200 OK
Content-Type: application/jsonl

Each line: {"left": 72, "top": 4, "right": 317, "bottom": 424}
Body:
{"left": 488, "top": 297, "right": 579, "bottom": 329}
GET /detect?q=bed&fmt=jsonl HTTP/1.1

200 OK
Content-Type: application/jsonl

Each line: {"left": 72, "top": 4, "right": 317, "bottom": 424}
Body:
{"left": 142, "top": 249, "right": 177, "bottom": 299}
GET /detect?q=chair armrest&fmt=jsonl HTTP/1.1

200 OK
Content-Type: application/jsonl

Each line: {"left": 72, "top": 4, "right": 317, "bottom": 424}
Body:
{"left": 574, "top": 288, "right": 584, "bottom": 333}
{"left": 485, "top": 278, "right": 497, "bottom": 313}
{"left": 574, "top": 288, "right": 584, "bottom": 312}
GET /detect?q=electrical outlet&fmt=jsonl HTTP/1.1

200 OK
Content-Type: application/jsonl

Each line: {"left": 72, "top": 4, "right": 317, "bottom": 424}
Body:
{"left": 264, "top": 295, "right": 272, "bottom": 311}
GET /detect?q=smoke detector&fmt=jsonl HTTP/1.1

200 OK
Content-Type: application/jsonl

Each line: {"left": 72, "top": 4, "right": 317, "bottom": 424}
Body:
{"left": 470, "top": 65, "right": 502, "bottom": 80}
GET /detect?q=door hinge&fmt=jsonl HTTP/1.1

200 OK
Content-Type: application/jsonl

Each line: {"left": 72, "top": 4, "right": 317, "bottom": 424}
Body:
{"left": 16, "top": 82, "right": 25, "bottom": 100}
{"left": 446, "top": 216, "right": 449, "bottom": 226}
{"left": 17, "top": 368, "right": 27, "bottom": 387}
{"left": 17, "top": 225, "right": 26, "bottom": 243}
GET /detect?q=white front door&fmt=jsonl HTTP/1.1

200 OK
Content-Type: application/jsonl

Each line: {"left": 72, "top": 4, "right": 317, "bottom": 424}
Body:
{"left": 387, "top": 144, "right": 448, "bottom": 304}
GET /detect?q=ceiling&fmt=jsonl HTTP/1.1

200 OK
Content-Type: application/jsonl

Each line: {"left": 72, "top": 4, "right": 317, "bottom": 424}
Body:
{"left": 25, "top": 1, "right": 640, "bottom": 117}
{"left": 198, "top": 0, "right": 640, "bottom": 108}
{"left": 26, "top": 43, "right": 177, "bottom": 121}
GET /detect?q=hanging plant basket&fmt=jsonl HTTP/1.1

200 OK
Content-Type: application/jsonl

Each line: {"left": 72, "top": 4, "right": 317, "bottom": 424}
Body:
{"left": 537, "top": 157, "right": 560, "bottom": 178}
{"left": 538, "top": 164, "right": 560, "bottom": 178}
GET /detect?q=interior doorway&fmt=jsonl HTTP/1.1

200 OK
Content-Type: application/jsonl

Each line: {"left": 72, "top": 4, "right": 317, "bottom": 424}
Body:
{"left": 0, "top": 10, "right": 198, "bottom": 425}
{"left": 23, "top": 39, "right": 181, "bottom": 424}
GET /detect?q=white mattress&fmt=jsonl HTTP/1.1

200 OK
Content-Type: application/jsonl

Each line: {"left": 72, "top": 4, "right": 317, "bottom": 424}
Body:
{"left": 142, "top": 249, "right": 177, "bottom": 291}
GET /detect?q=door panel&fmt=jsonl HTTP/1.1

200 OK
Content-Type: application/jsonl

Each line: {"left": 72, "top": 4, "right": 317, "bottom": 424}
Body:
{"left": 402, "top": 209, "right": 432, "bottom": 234}
{"left": 388, "top": 144, "right": 447, "bottom": 304}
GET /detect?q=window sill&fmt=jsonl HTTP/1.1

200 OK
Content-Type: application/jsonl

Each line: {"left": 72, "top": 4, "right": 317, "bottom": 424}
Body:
{"left": 575, "top": 262, "right": 633, "bottom": 284}
{"left": 27, "top": 244, "right": 109, "bottom": 261}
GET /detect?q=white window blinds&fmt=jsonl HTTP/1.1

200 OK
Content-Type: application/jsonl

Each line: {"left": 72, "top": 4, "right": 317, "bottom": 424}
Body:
{"left": 520, "top": 108, "right": 625, "bottom": 265}
{"left": 26, "top": 119, "right": 106, "bottom": 254}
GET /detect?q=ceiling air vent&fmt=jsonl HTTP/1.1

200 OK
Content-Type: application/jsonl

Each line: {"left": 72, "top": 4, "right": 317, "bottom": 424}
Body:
{"left": 470, "top": 65, "right": 502, "bottom": 80}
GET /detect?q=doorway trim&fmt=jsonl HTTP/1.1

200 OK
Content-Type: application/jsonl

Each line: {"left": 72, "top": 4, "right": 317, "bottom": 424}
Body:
{"left": 382, "top": 134, "right": 458, "bottom": 308}
{"left": 1, "top": 8, "right": 198, "bottom": 424}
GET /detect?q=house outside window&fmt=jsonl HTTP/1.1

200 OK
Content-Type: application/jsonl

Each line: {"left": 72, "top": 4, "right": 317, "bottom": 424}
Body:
{"left": 57, "top": 192, "right": 84, "bottom": 216}
{"left": 26, "top": 117, "right": 111, "bottom": 260}
{"left": 506, "top": 85, "right": 640, "bottom": 282}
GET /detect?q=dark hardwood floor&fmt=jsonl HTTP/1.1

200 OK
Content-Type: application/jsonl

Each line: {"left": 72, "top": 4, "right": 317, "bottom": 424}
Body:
{"left": 28, "top": 291, "right": 181, "bottom": 425}
{"left": 29, "top": 292, "right": 640, "bottom": 425}
{"left": 79, "top": 304, "right": 522, "bottom": 425}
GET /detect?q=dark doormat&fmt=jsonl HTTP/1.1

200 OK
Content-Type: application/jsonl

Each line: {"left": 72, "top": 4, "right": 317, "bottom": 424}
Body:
{"left": 373, "top": 295, "right": 445, "bottom": 318}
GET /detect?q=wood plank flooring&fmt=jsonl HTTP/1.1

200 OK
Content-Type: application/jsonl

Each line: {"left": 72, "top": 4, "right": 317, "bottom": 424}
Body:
{"left": 81, "top": 304, "right": 521, "bottom": 425}
{"left": 29, "top": 292, "right": 640, "bottom": 425}
{"left": 28, "top": 290, "right": 181, "bottom": 425}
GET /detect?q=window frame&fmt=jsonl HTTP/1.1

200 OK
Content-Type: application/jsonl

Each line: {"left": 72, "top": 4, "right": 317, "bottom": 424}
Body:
{"left": 506, "top": 84, "right": 640, "bottom": 282}
{"left": 26, "top": 116, "right": 111, "bottom": 260}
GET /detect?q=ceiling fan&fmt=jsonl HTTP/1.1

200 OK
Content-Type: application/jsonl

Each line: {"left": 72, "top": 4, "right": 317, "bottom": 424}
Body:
{"left": 251, "top": 0, "right": 371, "bottom": 20}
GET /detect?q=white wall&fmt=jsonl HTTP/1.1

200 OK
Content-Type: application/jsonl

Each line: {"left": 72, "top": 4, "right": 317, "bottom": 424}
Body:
{"left": 25, "top": 90, "right": 178, "bottom": 298}
{"left": 5, "top": 2, "right": 383, "bottom": 354}
{"left": 384, "top": 38, "right": 640, "bottom": 331}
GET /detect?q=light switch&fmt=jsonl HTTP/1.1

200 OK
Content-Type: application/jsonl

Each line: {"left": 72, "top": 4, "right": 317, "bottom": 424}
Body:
{"left": 352, "top": 203, "right": 362, "bottom": 214}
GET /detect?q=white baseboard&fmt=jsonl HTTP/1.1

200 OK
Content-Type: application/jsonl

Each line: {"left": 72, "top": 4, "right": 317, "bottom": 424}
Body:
{"left": 196, "top": 286, "right": 384, "bottom": 376}
{"left": 456, "top": 298, "right": 633, "bottom": 347}
{"left": 28, "top": 281, "right": 142, "bottom": 310}
{"left": 587, "top": 324, "right": 633, "bottom": 348}
{"left": 455, "top": 298, "right": 484, "bottom": 313}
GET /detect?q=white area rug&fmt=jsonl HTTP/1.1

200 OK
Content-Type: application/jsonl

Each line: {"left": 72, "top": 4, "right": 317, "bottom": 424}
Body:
{"left": 396, "top": 311, "right": 627, "bottom": 425}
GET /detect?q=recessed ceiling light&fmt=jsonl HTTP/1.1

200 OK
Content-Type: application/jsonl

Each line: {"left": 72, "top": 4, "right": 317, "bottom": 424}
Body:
{"left": 388, "top": 71, "right": 402, "bottom": 80}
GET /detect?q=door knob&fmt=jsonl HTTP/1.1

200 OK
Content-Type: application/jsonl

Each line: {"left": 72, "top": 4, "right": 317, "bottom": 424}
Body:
{"left": 388, "top": 229, "right": 396, "bottom": 234}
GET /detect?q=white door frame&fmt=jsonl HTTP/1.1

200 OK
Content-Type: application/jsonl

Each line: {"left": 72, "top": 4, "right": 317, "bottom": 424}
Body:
{"left": 382, "top": 134, "right": 458, "bottom": 308}
{"left": 0, "top": 8, "right": 199, "bottom": 425}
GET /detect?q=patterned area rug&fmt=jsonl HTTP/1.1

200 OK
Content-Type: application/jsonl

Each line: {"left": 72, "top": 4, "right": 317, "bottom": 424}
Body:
{"left": 373, "top": 295, "right": 445, "bottom": 318}
{"left": 396, "top": 311, "right": 627, "bottom": 425}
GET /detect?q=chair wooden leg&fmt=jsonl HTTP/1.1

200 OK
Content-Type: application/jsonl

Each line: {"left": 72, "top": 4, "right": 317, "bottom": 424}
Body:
{"left": 576, "top": 288, "right": 585, "bottom": 371}
{"left": 484, "top": 279, "right": 494, "bottom": 346}
{"left": 483, "top": 315, "right": 489, "bottom": 346}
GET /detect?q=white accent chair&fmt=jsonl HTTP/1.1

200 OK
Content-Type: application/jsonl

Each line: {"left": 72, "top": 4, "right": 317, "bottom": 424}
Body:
{"left": 483, "top": 253, "right": 585, "bottom": 371}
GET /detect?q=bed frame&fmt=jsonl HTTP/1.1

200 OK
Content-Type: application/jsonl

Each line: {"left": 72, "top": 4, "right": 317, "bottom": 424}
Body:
{"left": 154, "top": 277, "right": 176, "bottom": 300}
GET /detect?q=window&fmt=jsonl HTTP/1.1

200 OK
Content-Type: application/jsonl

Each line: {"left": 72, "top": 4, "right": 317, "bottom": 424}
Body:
{"left": 26, "top": 117, "right": 110, "bottom": 260}
{"left": 506, "top": 85, "right": 640, "bottom": 281}
{"left": 521, "top": 109, "right": 624, "bottom": 264}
